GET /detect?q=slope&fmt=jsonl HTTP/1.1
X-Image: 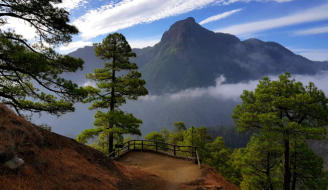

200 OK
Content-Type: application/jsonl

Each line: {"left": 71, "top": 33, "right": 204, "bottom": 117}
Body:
{"left": 0, "top": 103, "right": 166, "bottom": 190}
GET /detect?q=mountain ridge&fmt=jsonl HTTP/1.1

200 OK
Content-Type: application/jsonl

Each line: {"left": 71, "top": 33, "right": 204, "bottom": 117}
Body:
{"left": 68, "top": 17, "right": 326, "bottom": 94}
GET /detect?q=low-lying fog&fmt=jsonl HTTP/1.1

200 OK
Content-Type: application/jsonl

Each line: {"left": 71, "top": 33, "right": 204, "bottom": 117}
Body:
{"left": 32, "top": 71, "right": 328, "bottom": 138}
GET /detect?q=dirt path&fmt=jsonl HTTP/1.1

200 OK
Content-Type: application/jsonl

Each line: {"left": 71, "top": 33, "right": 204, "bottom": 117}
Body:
{"left": 119, "top": 151, "right": 240, "bottom": 190}
{"left": 119, "top": 151, "right": 202, "bottom": 189}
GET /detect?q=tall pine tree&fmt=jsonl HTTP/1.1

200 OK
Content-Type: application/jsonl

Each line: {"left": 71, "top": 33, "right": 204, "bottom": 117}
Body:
{"left": 77, "top": 33, "right": 148, "bottom": 154}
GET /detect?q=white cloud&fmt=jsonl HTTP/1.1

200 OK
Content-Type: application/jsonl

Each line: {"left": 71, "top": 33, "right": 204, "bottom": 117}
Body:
{"left": 292, "top": 49, "right": 328, "bottom": 62}
{"left": 55, "top": 0, "right": 87, "bottom": 11}
{"left": 168, "top": 76, "right": 259, "bottom": 101}
{"left": 199, "top": 8, "right": 243, "bottom": 25}
{"left": 73, "top": 0, "right": 219, "bottom": 40}
{"left": 139, "top": 71, "right": 328, "bottom": 103}
{"left": 216, "top": 3, "right": 328, "bottom": 36}
{"left": 128, "top": 36, "right": 161, "bottom": 48}
{"left": 59, "top": 40, "right": 92, "bottom": 54}
{"left": 82, "top": 80, "right": 97, "bottom": 87}
{"left": 274, "top": 0, "right": 293, "bottom": 2}
{"left": 73, "top": 0, "right": 291, "bottom": 40}
{"left": 294, "top": 26, "right": 328, "bottom": 36}
{"left": 219, "top": 0, "right": 293, "bottom": 5}
{"left": 2, "top": 17, "right": 37, "bottom": 40}
{"left": 1, "top": 0, "right": 87, "bottom": 43}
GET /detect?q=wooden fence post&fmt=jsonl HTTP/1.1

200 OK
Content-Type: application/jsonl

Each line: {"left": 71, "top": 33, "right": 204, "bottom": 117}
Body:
{"left": 155, "top": 141, "right": 158, "bottom": 152}
{"left": 127, "top": 141, "right": 130, "bottom": 151}
{"left": 141, "top": 140, "right": 144, "bottom": 151}
{"left": 174, "top": 145, "right": 176, "bottom": 156}
{"left": 134, "top": 140, "right": 136, "bottom": 150}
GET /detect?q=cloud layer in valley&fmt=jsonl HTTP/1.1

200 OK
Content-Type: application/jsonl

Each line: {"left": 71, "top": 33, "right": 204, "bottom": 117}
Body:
{"left": 139, "top": 71, "right": 328, "bottom": 103}
{"left": 58, "top": 71, "right": 328, "bottom": 138}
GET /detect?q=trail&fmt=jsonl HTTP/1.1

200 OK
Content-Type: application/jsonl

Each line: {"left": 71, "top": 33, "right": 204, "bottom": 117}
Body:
{"left": 119, "top": 151, "right": 240, "bottom": 190}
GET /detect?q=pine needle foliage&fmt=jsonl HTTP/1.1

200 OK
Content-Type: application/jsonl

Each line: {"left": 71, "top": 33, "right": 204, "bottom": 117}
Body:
{"left": 0, "top": 0, "right": 87, "bottom": 115}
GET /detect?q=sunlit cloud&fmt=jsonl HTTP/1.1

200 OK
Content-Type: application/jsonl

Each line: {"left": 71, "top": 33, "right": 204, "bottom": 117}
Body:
{"left": 55, "top": 0, "right": 87, "bottom": 11}
{"left": 59, "top": 40, "right": 93, "bottom": 54}
{"left": 294, "top": 26, "right": 328, "bottom": 36}
{"left": 128, "top": 36, "right": 161, "bottom": 48}
{"left": 82, "top": 80, "right": 97, "bottom": 87}
{"left": 2, "top": 17, "right": 37, "bottom": 40}
{"left": 73, "top": 0, "right": 219, "bottom": 40}
{"left": 216, "top": 3, "right": 328, "bottom": 36}
{"left": 73, "top": 0, "right": 292, "bottom": 40}
{"left": 199, "top": 8, "right": 243, "bottom": 25}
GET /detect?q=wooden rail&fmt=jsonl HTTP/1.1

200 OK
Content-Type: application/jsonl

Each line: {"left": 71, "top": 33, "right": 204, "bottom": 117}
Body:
{"left": 110, "top": 140, "right": 200, "bottom": 165}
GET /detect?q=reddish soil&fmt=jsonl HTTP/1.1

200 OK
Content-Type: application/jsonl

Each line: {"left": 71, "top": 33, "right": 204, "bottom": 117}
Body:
{"left": 0, "top": 104, "right": 239, "bottom": 190}
{"left": 120, "top": 151, "right": 240, "bottom": 190}
{"left": 0, "top": 104, "right": 165, "bottom": 190}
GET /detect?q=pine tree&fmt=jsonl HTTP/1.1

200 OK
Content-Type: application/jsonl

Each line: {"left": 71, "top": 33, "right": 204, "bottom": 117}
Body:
{"left": 232, "top": 134, "right": 282, "bottom": 189}
{"left": 233, "top": 73, "right": 328, "bottom": 190}
{"left": 77, "top": 33, "right": 148, "bottom": 154}
{"left": 0, "top": 0, "right": 86, "bottom": 115}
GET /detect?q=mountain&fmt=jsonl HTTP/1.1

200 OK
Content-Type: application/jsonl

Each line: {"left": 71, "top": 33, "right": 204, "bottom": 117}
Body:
{"left": 134, "top": 17, "right": 325, "bottom": 94}
{"left": 58, "top": 16, "right": 328, "bottom": 136}
{"left": 69, "top": 17, "right": 326, "bottom": 94}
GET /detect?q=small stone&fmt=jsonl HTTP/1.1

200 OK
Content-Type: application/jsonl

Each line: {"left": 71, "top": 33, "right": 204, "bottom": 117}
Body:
{"left": 4, "top": 157, "right": 24, "bottom": 169}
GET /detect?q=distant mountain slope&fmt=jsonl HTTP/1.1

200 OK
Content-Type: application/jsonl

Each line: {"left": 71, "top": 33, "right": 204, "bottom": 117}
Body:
{"left": 134, "top": 17, "right": 325, "bottom": 94}
{"left": 69, "top": 17, "right": 326, "bottom": 94}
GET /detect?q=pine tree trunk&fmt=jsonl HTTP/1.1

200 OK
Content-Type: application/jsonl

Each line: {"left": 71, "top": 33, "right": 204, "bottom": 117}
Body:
{"left": 291, "top": 151, "right": 297, "bottom": 190}
{"left": 283, "top": 138, "right": 291, "bottom": 190}
{"left": 108, "top": 132, "right": 114, "bottom": 154}
{"left": 266, "top": 152, "right": 274, "bottom": 190}
{"left": 108, "top": 55, "right": 116, "bottom": 154}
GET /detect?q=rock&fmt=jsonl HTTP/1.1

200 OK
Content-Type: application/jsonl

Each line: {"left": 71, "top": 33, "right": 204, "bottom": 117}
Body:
{"left": 4, "top": 156, "right": 24, "bottom": 169}
{"left": 1, "top": 151, "right": 24, "bottom": 169}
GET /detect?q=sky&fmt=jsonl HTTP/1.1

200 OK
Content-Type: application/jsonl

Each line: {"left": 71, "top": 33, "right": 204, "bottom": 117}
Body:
{"left": 5, "top": 0, "right": 328, "bottom": 60}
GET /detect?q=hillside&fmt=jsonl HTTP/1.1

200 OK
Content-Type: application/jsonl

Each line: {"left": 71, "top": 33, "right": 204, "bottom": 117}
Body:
{"left": 0, "top": 104, "right": 239, "bottom": 190}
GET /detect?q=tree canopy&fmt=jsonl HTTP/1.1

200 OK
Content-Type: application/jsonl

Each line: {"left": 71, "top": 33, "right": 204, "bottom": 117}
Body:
{"left": 233, "top": 73, "right": 328, "bottom": 190}
{"left": 0, "top": 0, "right": 86, "bottom": 115}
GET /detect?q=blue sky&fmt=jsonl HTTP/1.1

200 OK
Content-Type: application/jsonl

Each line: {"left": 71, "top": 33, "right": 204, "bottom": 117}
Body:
{"left": 52, "top": 0, "right": 328, "bottom": 61}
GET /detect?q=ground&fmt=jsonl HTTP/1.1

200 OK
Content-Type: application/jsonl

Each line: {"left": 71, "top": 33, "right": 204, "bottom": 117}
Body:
{"left": 120, "top": 151, "right": 240, "bottom": 190}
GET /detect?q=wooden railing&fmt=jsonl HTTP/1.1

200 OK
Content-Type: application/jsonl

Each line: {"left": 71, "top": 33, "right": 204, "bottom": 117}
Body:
{"left": 110, "top": 140, "right": 199, "bottom": 163}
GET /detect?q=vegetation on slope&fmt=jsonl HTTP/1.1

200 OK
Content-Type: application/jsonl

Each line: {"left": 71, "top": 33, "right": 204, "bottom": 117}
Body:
{"left": 144, "top": 73, "right": 328, "bottom": 190}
